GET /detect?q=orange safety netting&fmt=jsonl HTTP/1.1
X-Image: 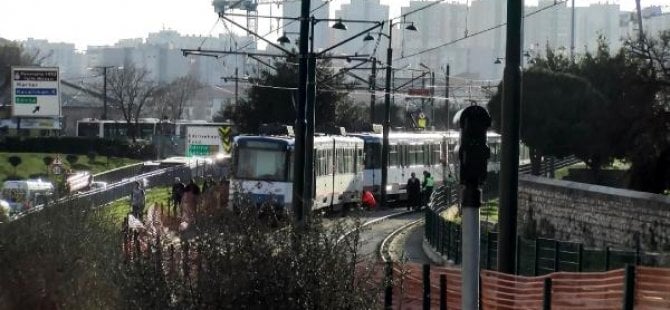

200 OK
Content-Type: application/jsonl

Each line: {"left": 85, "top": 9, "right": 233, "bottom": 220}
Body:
{"left": 635, "top": 266, "right": 670, "bottom": 309}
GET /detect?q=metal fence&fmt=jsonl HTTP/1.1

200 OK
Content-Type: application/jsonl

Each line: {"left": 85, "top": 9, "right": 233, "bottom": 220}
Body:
{"left": 11, "top": 160, "right": 228, "bottom": 222}
{"left": 423, "top": 155, "right": 670, "bottom": 274}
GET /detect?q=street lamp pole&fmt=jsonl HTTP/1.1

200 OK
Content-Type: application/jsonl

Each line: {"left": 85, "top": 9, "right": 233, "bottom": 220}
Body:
{"left": 381, "top": 22, "right": 393, "bottom": 208}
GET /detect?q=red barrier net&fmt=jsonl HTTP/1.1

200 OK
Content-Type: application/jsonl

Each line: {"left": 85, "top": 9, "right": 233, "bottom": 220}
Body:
{"left": 636, "top": 266, "right": 670, "bottom": 309}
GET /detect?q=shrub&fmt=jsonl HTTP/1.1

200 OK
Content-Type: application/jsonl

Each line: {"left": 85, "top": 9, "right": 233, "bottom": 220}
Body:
{"left": 65, "top": 154, "right": 79, "bottom": 166}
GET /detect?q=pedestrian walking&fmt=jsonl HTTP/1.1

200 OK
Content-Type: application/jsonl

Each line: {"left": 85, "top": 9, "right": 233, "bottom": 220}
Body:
{"left": 406, "top": 172, "right": 421, "bottom": 210}
{"left": 422, "top": 171, "right": 435, "bottom": 208}
{"left": 130, "top": 181, "right": 146, "bottom": 220}
{"left": 185, "top": 178, "right": 201, "bottom": 196}
{"left": 171, "top": 177, "right": 185, "bottom": 216}
{"left": 202, "top": 175, "right": 215, "bottom": 194}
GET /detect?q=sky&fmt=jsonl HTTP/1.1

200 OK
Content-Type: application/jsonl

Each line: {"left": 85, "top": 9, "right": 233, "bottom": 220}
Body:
{"left": 0, "top": 0, "right": 667, "bottom": 51}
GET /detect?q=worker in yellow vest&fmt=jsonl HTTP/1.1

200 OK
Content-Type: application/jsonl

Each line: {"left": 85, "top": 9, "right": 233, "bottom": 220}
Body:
{"left": 417, "top": 112, "right": 427, "bottom": 130}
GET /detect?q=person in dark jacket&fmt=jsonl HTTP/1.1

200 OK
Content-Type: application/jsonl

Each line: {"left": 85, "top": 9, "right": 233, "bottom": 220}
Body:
{"left": 406, "top": 172, "right": 421, "bottom": 210}
{"left": 171, "top": 177, "right": 185, "bottom": 215}
{"left": 185, "top": 178, "right": 201, "bottom": 196}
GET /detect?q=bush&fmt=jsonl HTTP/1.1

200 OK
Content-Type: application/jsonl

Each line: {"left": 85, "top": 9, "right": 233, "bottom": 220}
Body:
{"left": 0, "top": 137, "right": 156, "bottom": 160}
{"left": 65, "top": 154, "right": 79, "bottom": 166}
{"left": 118, "top": 199, "right": 381, "bottom": 309}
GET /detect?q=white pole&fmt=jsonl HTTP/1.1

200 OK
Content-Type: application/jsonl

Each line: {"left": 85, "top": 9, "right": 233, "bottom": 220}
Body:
{"left": 462, "top": 200, "right": 480, "bottom": 309}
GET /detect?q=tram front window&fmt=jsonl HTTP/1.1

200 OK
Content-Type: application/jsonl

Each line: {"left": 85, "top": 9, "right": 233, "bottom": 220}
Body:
{"left": 236, "top": 147, "right": 288, "bottom": 182}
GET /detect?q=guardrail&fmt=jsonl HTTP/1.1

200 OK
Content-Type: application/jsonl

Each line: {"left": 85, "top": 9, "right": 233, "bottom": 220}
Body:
{"left": 9, "top": 159, "right": 228, "bottom": 222}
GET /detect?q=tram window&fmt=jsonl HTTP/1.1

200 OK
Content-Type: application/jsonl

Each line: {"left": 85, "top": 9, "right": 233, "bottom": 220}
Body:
{"left": 364, "top": 143, "right": 381, "bottom": 169}
{"left": 327, "top": 149, "right": 334, "bottom": 175}
{"left": 432, "top": 144, "right": 441, "bottom": 165}
{"left": 77, "top": 122, "right": 100, "bottom": 137}
{"left": 389, "top": 145, "right": 399, "bottom": 166}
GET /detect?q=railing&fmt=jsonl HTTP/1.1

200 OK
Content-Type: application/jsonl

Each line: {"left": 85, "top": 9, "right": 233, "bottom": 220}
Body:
{"left": 425, "top": 155, "right": 670, "bottom": 273}
{"left": 10, "top": 160, "right": 228, "bottom": 221}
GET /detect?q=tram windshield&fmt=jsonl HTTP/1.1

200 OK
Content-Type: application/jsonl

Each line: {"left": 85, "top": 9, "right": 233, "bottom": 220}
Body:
{"left": 235, "top": 143, "right": 289, "bottom": 182}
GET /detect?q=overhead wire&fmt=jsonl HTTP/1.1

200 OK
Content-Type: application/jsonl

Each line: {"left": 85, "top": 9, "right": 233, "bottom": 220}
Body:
{"left": 198, "top": 18, "right": 222, "bottom": 50}
{"left": 394, "top": 0, "right": 571, "bottom": 61}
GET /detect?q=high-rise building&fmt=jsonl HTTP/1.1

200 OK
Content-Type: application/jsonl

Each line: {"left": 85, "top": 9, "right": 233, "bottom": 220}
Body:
{"left": 333, "top": 0, "right": 389, "bottom": 59}
{"left": 282, "top": 0, "right": 331, "bottom": 51}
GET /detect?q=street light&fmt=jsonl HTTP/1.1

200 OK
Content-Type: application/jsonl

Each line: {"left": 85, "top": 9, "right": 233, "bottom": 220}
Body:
{"left": 494, "top": 57, "right": 504, "bottom": 64}
{"left": 332, "top": 19, "right": 348, "bottom": 31}
{"left": 277, "top": 33, "right": 291, "bottom": 45}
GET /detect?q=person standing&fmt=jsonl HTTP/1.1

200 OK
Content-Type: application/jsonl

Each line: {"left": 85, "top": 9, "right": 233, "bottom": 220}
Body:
{"left": 171, "top": 177, "right": 185, "bottom": 216}
{"left": 406, "top": 172, "right": 421, "bottom": 210}
{"left": 130, "top": 181, "right": 145, "bottom": 220}
{"left": 422, "top": 171, "right": 435, "bottom": 208}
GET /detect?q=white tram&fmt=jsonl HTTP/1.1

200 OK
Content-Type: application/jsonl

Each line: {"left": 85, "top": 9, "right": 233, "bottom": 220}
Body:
{"left": 230, "top": 135, "right": 364, "bottom": 212}
{"left": 230, "top": 130, "right": 502, "bottom": 210}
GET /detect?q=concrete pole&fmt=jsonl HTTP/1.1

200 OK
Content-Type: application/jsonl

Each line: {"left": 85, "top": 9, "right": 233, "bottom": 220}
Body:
{"left": 461, "top": 186, "right": 481, "bottom": 310}
{"left": 381, "top": 25, "right": 393, "bottom": 208}
{"left": 304, "top": 54, "right": 316, "bottom": 218}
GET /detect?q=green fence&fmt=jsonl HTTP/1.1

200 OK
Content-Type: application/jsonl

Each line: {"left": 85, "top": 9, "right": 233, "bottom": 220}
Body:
{"left": 425, "top": 209, "right": 670, "bottom": 275}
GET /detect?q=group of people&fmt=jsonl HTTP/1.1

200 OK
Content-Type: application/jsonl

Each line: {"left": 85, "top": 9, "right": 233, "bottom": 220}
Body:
{"left": 170, "top": 176, "right": 221, "bottom": 215}
{"left": 406, "top": 171, "right": 435, "bottom": 210}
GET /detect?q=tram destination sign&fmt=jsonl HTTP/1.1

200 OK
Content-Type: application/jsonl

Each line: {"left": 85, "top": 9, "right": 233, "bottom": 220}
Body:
{"left": 11, "top": 67, "right": 61, "bottom": 117}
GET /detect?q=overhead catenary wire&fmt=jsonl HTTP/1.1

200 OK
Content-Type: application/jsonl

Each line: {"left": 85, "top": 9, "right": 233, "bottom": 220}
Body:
{"left": 394, "top": 0, "right": 571, "bottom": 61}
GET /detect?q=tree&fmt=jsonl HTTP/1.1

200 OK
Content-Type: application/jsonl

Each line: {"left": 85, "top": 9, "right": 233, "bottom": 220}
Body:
{"left": 155, "top": 75, "right": 202, "bottom": 121}
{"left": 43, "top": 156, "right": 54, "bottom": 174}
{"left": 106, "top": 63, "right": 159, "bottom": 142}
{"left": 224, "top": 56, "right": 366, "bottom": 133}
{"left": 0, "top": 40, "right": 41, "bottom": 103}
{"left": 488, "top": 68, "right": 609, "bottom": 175}
{"left": 7, "top": 156, "right": 21, "bottom": 177}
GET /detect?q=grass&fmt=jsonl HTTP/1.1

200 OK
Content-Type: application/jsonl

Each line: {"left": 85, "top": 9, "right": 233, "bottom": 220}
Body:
{"left": 554, "top": 160, "right": 630, "bottom": 180}
{"left": 440, "top": 198, "right": 499, "bottom": 224}
{"left": 0, "top": 152, "right": 138, "bottom": 183}
{"left": 102, "top": 186, "right": 172, "bottom": 225}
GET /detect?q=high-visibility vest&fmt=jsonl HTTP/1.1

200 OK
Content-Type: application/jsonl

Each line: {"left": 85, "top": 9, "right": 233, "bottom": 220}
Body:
{"left": 417, "top": 115, "right": 427, "bottom": 129}
{"left": 424, "top": 176, "right": 434, "bottom": 188}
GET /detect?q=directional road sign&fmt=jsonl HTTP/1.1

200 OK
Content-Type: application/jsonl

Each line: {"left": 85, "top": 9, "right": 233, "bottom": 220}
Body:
{"left": 11, "top": 67, "right": 61, "bottom": 117}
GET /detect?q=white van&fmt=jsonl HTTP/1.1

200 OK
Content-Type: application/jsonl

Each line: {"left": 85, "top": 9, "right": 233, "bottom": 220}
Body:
{"left": 1, "top": 179, "right": 55, "bottom": 213}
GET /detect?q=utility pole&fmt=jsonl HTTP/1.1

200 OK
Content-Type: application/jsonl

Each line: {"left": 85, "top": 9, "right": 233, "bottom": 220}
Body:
{"left": 370, "top": 59, "right": 377, "bottom": 124}
{"left": 292, "top": 0, "right": 311, "bottom": 226}
{"left": 445, "top": 64, "right": 450, "bottom": 131}
{"left": 498, "top": 0, "right": 524, "bottom": 274}
{"left": 304, "top": 53, "right": 316, "bottom": 218}
{"left": 431, "top": 72, "right": 435, "bottom": 127}
{"left": 635, "top": 0, "right": 644, "bottom": 44}
{"left": 570, "top": 0, "right": 575, "bottom": 61}
{"left": 234, "top": 67, "right": 239, "bottom": 106}
{"left": 381, "top": 23, "right": 393, "bottom": 208}
{"left": 102, "top": 67, "right": 109, "bottom": 120}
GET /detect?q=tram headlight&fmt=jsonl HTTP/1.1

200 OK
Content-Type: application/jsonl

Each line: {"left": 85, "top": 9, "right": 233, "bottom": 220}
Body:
{"left": 386, "top": 185, "right": 393, "bottom": 192}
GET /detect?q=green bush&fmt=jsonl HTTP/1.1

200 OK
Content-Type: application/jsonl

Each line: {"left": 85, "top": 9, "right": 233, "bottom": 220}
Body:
{"left": 0, "top": 137, "right": 155, "bottom": 160}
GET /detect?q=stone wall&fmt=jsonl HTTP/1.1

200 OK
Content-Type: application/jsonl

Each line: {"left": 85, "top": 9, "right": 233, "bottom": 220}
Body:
{"left": 518, "top": 175, "right": 670, "bottom": 252}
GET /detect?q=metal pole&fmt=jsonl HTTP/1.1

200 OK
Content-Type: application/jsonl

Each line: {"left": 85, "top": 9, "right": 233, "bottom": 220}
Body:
{"left": 570, "top": 0, "right": 575, "bottom": 61}
{"left": 381, "top": 24, "right": 393, "bottom": 208}
{"left": 635, "top": 0, "right": 644, "bottom": 44}
{"left": 461, "top": 187, "right": 481, "bottom": 310}
{"left": 498, "top": 0, "right": 524, "bottom": 274}
{"left": 304, "top": 54, "right": 316, "bottom": 219}
{"left": 431, "top": 72, "right": 435, "bottom": 129}
{"left": 234, "top": 67, "right": 239, "bottom": 107}
{"left": 102, "top": 67, "right": 108, "bottom": 120}
{"left": 292, "top": 0, "right": 311, "bottom": 226}
{"left": 445, "top": 64, "right": 450, "bottom": 131}
{"left": 370, "top": 59, "right": 377, "bottom": 124}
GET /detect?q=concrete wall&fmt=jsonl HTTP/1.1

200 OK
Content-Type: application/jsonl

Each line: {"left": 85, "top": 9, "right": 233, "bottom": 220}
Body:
{"left": 518, "top": 175, "right": 670, "bottom": 252}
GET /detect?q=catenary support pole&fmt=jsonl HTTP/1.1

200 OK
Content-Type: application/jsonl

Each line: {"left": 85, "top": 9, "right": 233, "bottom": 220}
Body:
{"left": 304, "top": 54, "right": 316, "bottom": 219}
{"left": 292, "top": 0, "right": 311, "bottom": 226}
{"left": 381, "top": 24, "right": 393, "bottom": 207}
{"left": 498, "top": 0, "right": 523, "bottom": 274}
{"left": 370, "top": 59, "right": 377, "bottom": 124}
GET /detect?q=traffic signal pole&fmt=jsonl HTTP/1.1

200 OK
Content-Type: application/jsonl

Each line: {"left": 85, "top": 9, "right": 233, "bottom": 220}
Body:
{"left": 498, "top": 0, "right": 524, "bottom": 274}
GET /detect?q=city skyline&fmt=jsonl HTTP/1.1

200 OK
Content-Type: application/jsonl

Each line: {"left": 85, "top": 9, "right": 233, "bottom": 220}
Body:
{"left": 0, "top": 0, "right": 667, "bottom": 50}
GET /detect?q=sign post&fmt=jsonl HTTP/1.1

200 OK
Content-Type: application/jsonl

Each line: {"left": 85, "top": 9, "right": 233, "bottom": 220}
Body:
{"left": 185, "top": 126, "right": 232, "bottom": 157}
{"left": 11, "top": 67, "right": 61, "bottom": 118}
